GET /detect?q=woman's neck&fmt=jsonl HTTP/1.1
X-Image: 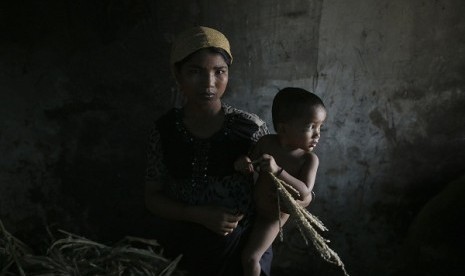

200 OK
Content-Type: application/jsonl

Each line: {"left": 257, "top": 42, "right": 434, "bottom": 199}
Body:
{"left": 183, "top": 100, "right": 222, "bottom": 119}
{"left": 182, "top": 101, "right": 224, "bottom": 138}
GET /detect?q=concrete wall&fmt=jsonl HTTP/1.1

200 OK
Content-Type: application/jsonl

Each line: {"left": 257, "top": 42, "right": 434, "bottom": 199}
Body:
{"left": 313, "top": 1, "right": 465, "bottom": 275}
{"left": 1, "top": 0, "right": 464, "bottom": 275}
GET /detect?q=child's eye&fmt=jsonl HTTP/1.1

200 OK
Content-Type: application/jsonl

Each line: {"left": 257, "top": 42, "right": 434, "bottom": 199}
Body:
{"left": 304, "top": 124, "right": 314, "bottom": 131}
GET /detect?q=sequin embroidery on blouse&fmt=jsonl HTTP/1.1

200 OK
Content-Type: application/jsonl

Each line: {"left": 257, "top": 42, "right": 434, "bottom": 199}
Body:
{"left": 146, "top": 103, "right": 269, "bottom": 213}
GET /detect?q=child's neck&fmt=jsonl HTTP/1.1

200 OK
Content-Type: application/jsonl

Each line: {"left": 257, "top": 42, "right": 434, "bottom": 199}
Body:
{"left": 277, "top": 135, "right": 302, "bottom": 152}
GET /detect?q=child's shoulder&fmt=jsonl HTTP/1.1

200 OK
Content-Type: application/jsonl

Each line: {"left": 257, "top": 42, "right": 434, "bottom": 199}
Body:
{"left": 303, "top": 151, "right": 319, "bottom": 164}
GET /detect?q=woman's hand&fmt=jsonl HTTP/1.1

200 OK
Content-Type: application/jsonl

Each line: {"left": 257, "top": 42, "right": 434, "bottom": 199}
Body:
{"left": 234, "top": 155, "right": 254, "bottom": 174}
{"left": 256, "top": 154, "right": 281, "bottom": 175}
{"left": 192, "top": 206, "right": 244, "bottom": 236}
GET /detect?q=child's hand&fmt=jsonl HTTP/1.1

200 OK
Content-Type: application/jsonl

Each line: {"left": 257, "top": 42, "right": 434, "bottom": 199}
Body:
{"left": 234, "top": 155, "right": 254, "bottom": 174}
{"left": 257, "top": 154, "right": 281, "bottom": 175}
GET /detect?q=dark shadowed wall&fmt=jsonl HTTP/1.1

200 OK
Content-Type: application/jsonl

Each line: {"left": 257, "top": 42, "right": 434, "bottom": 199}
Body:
{"left": 1, "top": 0, "right": 464, "bottom": 275}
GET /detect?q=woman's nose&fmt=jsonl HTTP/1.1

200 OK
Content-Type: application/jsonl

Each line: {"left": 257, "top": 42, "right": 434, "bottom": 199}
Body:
{"left": 201, "top": 72, "right": 215, "bottom": 87}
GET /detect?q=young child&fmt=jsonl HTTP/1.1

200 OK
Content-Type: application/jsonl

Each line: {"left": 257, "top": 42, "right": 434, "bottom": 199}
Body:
{"left": 234, "top": 87, "right": 327, "bottom": 276}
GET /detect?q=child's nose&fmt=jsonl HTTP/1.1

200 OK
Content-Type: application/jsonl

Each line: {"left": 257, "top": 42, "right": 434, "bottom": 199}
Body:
{"left": 312, "top": 130, "right": 320, "bottom": 138}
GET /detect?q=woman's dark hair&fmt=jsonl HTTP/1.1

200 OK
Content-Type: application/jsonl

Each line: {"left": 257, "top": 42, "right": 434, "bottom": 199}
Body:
{"left": 271, "top": 87, "right": 326, "bottom": 130}
{"left": 174, "top": 47, "right": 232, "bottom": 73}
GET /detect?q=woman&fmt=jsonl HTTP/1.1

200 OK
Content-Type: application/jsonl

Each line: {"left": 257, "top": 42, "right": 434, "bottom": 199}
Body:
{"left": 145, "top": 26, "right": 272, "bottom": 275}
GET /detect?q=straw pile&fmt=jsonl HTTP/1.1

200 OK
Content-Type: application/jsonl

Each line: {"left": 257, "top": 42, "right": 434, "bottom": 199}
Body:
{"left": 0, "top": 219, "right": 184, "bottom": 276}
{"left": 270, "top": 172, "right": 350, "bottom": 276}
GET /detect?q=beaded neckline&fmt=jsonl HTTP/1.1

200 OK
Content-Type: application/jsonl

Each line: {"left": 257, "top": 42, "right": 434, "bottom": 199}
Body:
{"left": 174, "top": 104, "right": 234, "bottom": 143}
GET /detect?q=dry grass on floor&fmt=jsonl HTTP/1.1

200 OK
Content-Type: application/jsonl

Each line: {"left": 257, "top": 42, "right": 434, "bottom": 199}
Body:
{"left": 0, "top": 219, "right": 184, "bottom": 276}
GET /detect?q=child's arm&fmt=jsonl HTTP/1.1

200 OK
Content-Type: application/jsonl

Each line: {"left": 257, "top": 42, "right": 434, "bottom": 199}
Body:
{"left": 258, "top": 152, "right": 318, "bottom": 203}
{"left": 281, "top": 152, "right": 320, "bottom": 207}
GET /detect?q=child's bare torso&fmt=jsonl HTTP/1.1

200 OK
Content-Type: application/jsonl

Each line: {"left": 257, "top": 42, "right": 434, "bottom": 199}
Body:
{"left": 254, "top": 135, "right": 310, "bottom": 219}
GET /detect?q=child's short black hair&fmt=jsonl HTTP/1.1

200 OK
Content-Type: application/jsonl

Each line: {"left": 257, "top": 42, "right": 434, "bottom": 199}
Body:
{"left": 271, "top": 87, "right": 326, "bottom": 130}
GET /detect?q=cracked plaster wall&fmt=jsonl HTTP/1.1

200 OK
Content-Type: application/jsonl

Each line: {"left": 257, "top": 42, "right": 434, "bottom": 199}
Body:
{"left": 1, "top": 0, "right": 464, "bottom": 275}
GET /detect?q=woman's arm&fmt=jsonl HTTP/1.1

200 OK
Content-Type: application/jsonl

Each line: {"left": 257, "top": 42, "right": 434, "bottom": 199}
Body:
{"left": 234, "top": 136, "right": 265, "bottom": 174}
{"left": 144, "top": 127, "right": 243, "bottom": 235}
{"left": 145, "top": 180, "right": 193, "bottom": 221}
{"left": 145, "top": 181, "right": 244, "bottom": 235}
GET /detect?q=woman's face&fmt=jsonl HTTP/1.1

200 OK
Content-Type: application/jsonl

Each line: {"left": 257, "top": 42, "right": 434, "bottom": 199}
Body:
{"left": 177, "top": 49, "right": 229, "bottom": 107}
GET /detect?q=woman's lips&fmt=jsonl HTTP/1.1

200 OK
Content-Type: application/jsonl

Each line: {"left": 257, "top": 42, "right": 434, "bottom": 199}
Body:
{"left": 201, "top": 91, "right": 215, "bottom": 98}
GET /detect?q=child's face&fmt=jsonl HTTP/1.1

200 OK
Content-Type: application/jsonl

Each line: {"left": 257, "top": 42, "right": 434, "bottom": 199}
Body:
{"left": 282, "top": 106, "right": 327, "bottom": 152}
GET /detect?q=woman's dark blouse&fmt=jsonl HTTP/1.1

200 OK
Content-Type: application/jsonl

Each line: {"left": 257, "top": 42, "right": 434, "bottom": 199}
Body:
{"left": 146, "top": 103, "right": 269, "bottom": 216}
{"left": 145, "top": 103, "right": 270, "bottom": 275}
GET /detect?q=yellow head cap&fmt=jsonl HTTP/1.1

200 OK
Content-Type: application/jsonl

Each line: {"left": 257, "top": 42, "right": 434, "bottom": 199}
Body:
{"left": 170, "top": 26, "right": 233, "bottom": 73}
